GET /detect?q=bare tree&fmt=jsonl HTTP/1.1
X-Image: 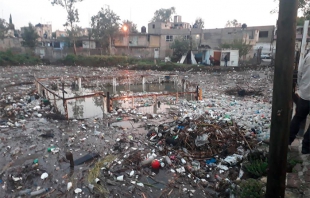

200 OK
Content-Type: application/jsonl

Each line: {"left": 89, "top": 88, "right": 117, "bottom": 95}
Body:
{"left": 50, "top": 0, "right": 83, "bottom": 55}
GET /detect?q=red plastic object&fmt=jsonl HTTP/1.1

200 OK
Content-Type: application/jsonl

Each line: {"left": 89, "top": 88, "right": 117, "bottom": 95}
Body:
{"left": 151, "top": 160, "right": 161, "bottom": 169}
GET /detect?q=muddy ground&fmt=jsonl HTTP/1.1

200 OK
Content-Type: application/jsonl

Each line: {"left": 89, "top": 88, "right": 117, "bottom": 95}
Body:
{"left": 0, "top": 65, "right": 274, "bottom": 198}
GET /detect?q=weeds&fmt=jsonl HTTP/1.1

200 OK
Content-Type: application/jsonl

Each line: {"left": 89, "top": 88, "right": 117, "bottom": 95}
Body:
{"left": 0, "top": 50, "right": 41, "bottom": 66}
{"left": 244, "top": 151, "right": 268, "bottom": 178}
{"left": 87, "top": 155, "right": 117, "bottom": 196}
{"left": 237, "top": 179, "right": 265, "bottom": 198}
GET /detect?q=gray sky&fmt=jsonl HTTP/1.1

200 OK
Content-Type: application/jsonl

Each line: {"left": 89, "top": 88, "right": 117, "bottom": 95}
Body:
{"left": 1, "top": 0, "right": 280, "bottom": 31}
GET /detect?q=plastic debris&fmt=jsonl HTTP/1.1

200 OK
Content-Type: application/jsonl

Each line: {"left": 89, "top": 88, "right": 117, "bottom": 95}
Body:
{"left": 40, "top": 173, "right": 48, "bottom": 180}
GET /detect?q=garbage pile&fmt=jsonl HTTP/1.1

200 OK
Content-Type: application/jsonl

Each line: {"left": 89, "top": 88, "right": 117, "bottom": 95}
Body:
{"left": 84, "top": 115, "right": 258, "bottom": 197}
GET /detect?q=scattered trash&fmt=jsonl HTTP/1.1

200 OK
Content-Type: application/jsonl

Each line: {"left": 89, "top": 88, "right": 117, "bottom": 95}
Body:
{"left": 41, "top": 172, "right": 49, "bottom": 180}
{"left": 151, "top": 160, "right": 161, "bottom": 169}
{"left": 74, "top": 188, "right": 82, "bottom": 194}
{"left": 67, "top": 182, "right": 72, "bottom": 191}
{"left": 0, "top": 66, "right": 273, "bottom": 197}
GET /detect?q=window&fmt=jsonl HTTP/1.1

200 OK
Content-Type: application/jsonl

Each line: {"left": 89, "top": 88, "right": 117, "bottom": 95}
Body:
{"left": 184, "top": 35, "right": 190, "bottom": 40}
{"left": 259, "top": 31, "right": 269, "bottom": 38}
{"left": 54, "top": 42, "right": 60, "bottom": 48}
{"left": 152, "top": 24, "right": 155, "bottom": 29}
{"left": 166, "top": 35, "right": 173, "bottom": 41}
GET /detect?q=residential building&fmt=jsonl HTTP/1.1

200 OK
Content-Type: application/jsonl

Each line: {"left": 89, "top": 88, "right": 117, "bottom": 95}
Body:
{"left": 55, "top": 30, "right": 68, "bottom": 38}
{"left": 148, "top": 15, "right": 275, "bottom": 59}
{"left": 113, "top": 32, "right": 160, "bottom": 58}
{"left": 35, "top": 23, "right": 52, "bottom": 41}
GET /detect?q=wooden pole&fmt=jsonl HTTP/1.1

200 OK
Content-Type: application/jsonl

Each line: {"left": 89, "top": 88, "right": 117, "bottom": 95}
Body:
{"left": 266, "top": 0, "right": 298, "bottom": 197}
{"left": 107, "top": 92, "right": 110, "bottom": 113}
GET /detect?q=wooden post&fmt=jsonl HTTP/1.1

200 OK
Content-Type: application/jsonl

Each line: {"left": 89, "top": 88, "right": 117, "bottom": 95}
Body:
{"left": 266, "top": 0, "right": 298, "bottom": 197}
{"left": 62, "top": 82, "right": 65, "bottom": 105}
{"left": 196, "top": 86, "right": 199, "bottom": 101}
{"left": 107, "top": 92, "right": 111, "bottom": 113}
{"left": 64, "top": 100, "right": 68, "bottom": 120}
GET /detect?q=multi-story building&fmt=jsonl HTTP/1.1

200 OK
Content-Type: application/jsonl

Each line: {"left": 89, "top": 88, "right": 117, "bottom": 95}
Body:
{"left": 34, "top": 23, "right": 52, "bottom": 41}
{"left": 55, "top": 30, "right": 68, "bottom": 38}
{"left": 148, "top": 15, "right": 275, "bottom": 60}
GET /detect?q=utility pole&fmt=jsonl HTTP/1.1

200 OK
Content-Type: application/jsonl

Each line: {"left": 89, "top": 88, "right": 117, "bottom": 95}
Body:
{"left": 266, "top": 0, "right": 298, "bottom": 197}
{"left": 188, "top": 26, "right": 192, "bottom": 64}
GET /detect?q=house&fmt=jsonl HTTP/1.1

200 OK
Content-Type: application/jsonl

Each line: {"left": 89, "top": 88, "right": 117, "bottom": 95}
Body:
{"left": 113, "top": 32, "right": 160, "bottom": 58}
{"left": 55, "top": 30, "right": 68, "bottom": 38}
{"left": 148, "top": 15, "right": 275, "bottom": 60}
{"left": 34, "top": 23, "right": 52, "bottom": 41}
{"left": 273, "top": 25, "right": 310, "bottom": 53}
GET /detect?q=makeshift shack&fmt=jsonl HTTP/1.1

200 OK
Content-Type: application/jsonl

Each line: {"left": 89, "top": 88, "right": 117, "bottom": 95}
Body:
{"left": 220, "top": 50, "right": 239, "bottom": 67}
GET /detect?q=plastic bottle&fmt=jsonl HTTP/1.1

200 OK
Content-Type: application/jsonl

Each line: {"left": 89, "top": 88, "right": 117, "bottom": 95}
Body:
{"left": 19, "top": 189, "right": 31, "bottom": 196}
{"left": 30, "top": 188, "right": 50, "bottom": 196}
{"left": 165, "top": 156, "right": 172, "bottom": 165}
{"left": 47, "top": 146, "right": 55, "bottom": 152}
{"left": 141, "top": 156, "right": 155, "bottom": 166}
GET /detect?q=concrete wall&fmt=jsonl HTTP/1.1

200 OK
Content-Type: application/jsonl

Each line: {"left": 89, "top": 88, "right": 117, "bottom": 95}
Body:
{"left": 247, "top": 26, "right": 275, "bottom": 43}
{"left": 201, "top": 29, "right": 222, "bottom": 49}
{"left": 0, "top": 38, "right": 23, "bottom": 51}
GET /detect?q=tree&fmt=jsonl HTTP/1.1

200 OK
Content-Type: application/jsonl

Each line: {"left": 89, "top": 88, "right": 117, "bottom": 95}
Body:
{"left": 122, "top": 20, "right": 138, "bottom": 33}
{"left": 66, "top": 25, "right": 82, "bottom": 47}
{"left": 193, "top": 17, "right": 204, "bottom": 29}
{"left": 297, "top": 16, "right": 310, "bottom": 25}
{"left": 225, "top": 19, "right": 240, "bottom": 27}
{"left": 150, "top": 7, "right": 176, "bottom": 22}
{"left": 272, "top": 0, "right": 310, "bottom": 16}
{"left": 9, "top": 14, "right": 12, "bottom": 25}
{"left": 21, "top": 23, "right": 39, "bottom": 48}
{"left": 241, "top": 23, "right": 248, "bottom": 30}
{"left": 50, "top": 0, "right": 83, "bottom": 55}
{"left": 221, "top": 39, "right": 252, "bottom": 59}
{"left": 170, "top": 36, "right": 190, "bottom": 62}
{"left": 91, "top": 7, "right": 120, "bottom": 55}
{"left": 0, "top": 18, "right": 8, "bottom": 40}
{"left": 86, "top": 28, "right": 93, "bottom": 55}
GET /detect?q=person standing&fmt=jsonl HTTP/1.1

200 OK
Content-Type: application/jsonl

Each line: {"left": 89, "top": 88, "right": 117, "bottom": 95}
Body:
{"left": 289, "top": 52, "right": 310, "bottom": 154}
{"left": 224, "top": 54, "right": 228, "bottom": 67}
{"left": 209, "top": 55, "right": 214, "bottom": 66}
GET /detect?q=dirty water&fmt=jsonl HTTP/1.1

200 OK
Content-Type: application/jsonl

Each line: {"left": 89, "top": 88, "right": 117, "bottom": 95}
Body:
{"left": 54, "top": 82, "right": 194, "bottom": 119}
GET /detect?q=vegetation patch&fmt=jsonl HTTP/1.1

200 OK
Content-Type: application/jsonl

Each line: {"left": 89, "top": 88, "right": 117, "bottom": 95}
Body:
{"left": 236, "top": 178, "right": 265, "bottom": 198}
{"left": 0, "top": 50, "right": 41, "bottom": 66}
{"left": 244, "top": 151, "right": 268, "bottom": 178}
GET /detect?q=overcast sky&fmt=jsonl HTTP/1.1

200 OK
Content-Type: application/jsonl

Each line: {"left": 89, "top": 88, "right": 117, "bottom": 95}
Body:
{"left": 1, "top": 0, "right": 280, "bottom": 31}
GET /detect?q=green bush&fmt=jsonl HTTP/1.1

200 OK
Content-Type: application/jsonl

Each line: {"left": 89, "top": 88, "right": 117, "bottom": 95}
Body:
{"left": 0, "top": 50, "right": 41, "bottom": 66}
{"left": 244, "top": 151, "right": 268, "bottom": 178}
{"left": 60, "top": 55, "right": 137, "bottom": 66}
{"left": 244, "top": 159, "right": 268, "bottom": 178}
{"left": 237, "top": 179, "right": 265, "bottom": 198}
